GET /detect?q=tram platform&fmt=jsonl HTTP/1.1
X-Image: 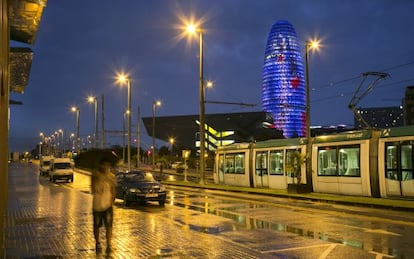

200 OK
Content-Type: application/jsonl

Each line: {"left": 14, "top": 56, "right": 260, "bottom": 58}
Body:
{"left": 78, "top": 166, "right": 414, "bottom": 212}
{"left": 159, "top": 176, "right": 414, "bottom": 212}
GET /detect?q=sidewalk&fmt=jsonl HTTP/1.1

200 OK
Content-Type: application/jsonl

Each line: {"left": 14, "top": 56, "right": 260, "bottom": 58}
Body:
{"left": 5, "top": 163, "right": 275, "bottom": 258}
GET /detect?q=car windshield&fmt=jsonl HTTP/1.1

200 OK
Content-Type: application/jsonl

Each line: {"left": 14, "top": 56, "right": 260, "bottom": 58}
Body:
{"left": 54, "top": 163, "right": 71, "bottom": 169}
{"left": 125, "top": 172, "right": 155, "bottom": 182}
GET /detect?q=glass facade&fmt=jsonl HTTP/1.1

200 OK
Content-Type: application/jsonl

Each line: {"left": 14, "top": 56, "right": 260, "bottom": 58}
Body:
{"left": 262, "top": 20, "right": 306, "bottom": 138}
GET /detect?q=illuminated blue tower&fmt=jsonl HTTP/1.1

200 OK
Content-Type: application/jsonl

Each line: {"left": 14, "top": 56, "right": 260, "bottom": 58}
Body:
{"left": 262, "top": 20, "right": 306, "bottom": 138}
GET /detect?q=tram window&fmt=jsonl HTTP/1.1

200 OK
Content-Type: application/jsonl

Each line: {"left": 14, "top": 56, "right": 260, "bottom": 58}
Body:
{"left": 317, "top": 147, "right": 337, "bottom": 176}
{"left": 385, "top": 144, "right": 398, "bottom": 180}
{"left": 338, "top": 146, "right": 360, "bottom": 177}
{"left": 401, "top": 144, "right": 413, "bottom": 181}
{"left": 224, "top": 153, "right": 245, "bottom": 174}
{"left": 386, "top": 145, "right": 398, "bottom": 170}
{"left": 269, "top": 150, "right": 283, "bottom": 175}
{"left": 401, "top": 145, "right": 412, "bottom": 171}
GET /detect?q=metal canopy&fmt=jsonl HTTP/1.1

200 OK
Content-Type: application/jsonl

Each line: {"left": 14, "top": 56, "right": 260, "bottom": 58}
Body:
{"left": 10, "top": 47, "right": 33, "bottom": 93}
{"left": 9, "top": 0, "right": 47, "bottom": 44}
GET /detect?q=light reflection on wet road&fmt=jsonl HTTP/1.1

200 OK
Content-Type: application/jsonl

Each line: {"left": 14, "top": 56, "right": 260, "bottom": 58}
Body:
{"left": 65, "top": 169, "right": 413, "bottom": 258}
{"left": 165, "top": 185, "right": 414, "bottom": 258}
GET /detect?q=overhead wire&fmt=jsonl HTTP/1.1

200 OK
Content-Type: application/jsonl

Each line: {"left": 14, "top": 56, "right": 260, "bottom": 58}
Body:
{"left": 310, "top": 60, "right": 414, "bottom": 104}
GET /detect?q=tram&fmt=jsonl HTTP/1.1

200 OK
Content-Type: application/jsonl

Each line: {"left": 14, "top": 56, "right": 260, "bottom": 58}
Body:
{"left": 214, "top": 126, "right": 414, "bottom": 198}
{"left": 378, "top": 126, "right": 414, "bottom": 198}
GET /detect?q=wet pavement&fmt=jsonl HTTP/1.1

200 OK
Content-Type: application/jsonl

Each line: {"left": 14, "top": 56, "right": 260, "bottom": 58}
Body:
{"left": 5, "top": 162, "right": 404, "bottom": 258}
{"left": 6, "top": 163, "right": 276, "bottom": 258}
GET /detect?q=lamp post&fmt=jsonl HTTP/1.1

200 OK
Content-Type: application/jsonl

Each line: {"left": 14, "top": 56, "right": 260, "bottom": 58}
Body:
{"left": 305, "top": 39, "right": 320, "bottom": 187}
{"left": 70, "top": 133, "right": 75, "bottom": 151}
{"left": 122, "top": 111, "right": 126, "bottom": 165}
{"left": 186, "top": 23, "right": 207, "bottom": 185}
{"left": 152, "top": 100, "right": 161, "bottom": 168}
{"left": 137, "top": 106, "right": 141, "bottom": 168}
{"left": 88, "top": 96, "right": 98, "bottom": 149}
{"left": 169, "top": 137, "right": 175, "bottom": 154}
{"left": 58, "top": 129, "right": 64, "bottom": 155}
{"left": 39, "top": 132, "right": 44, "bottom": 156}
{"left": 71, "top": 106, "right": 80, "bottom": 154}
{"left": 116, "top": 74, "right": 132, "bottom": 171}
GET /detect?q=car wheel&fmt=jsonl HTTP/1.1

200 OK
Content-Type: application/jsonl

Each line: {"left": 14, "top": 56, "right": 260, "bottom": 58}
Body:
{"left": 123, "top": 193, "right": 130, "bottom": 207}
{"left": 159, "top": 200, "right": 166, "bottom": 206}
{"left": 49, "top": 176, "right": 52, "bottom": 182}
{"left": 69, "top": 176, "right": 73, "bottom": 183}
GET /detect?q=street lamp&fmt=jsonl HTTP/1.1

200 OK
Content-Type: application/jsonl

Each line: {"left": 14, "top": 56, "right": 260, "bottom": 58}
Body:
{"left": 71, "top": 106, "right": 80, "bottom": 154}
{"left": 169, "top": 137, "right": 175, "bottom": 154}
{"left": 70, "top": 133, "right": 75, "bottom": 150}
{"left": 206, "top": 80, "right": 213, "bottom": 88}
{"left": 152, "top": 100, "right": 161, "bottom": 168}
{"left": 39, "top": 132, "right": 44, "bottom": 156}
{"left": 305, "top": 39, "right": 320, "bottom": 186}
{"left": 185, "top": 22, "right": 207, "bottom": 185}
{"left": 88, "top": 96, "right": 98, "bottom": 149}
{"left": 116, "top": 73, "right": 132, "bottom": 171}
{"left": 58, "top": 129, "right": 64, "bottom": 155}
{"left": 122, "top": 111, "right": 126, "bottom": 165}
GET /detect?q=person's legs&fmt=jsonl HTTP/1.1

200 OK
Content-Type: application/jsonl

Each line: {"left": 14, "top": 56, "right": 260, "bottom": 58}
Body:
{"left": 103, "top": 207, "right": 114, "bottom": 253}
{"left": 93, "top": 211, "right": 103, "bottom": 251}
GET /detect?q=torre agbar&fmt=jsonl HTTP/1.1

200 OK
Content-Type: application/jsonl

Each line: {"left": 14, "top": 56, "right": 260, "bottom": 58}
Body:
{"left": 262, "top": 20, "right": 306, "bottom": 138}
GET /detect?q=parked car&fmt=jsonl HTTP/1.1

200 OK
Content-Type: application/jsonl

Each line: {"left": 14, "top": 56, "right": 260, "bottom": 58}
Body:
{"left": 39, "top": 156, "right": 52, "bottom": 176}
{"left": 49, "top": 157, "right": 74, "bottom": 183}
{"left": 115, "top": 171, "right": 167, "bottom": 206}
{"left": 170, "top": 161, "right": 188, "bottom": 172}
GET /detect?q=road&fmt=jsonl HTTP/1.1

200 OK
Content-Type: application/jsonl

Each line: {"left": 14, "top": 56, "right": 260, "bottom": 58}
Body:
{"left": 12, "top": 162, "right": 414, "bottom": 258}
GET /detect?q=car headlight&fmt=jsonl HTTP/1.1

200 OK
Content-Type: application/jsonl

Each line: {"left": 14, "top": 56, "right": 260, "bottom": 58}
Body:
{"left": 128, "top": 188, "right": 141, "bottom": 193}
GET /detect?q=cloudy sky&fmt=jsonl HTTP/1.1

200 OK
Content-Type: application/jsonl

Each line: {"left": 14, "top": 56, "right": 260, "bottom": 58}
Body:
{"left": 9, "top": 0, "right": 414, "bottom": 151}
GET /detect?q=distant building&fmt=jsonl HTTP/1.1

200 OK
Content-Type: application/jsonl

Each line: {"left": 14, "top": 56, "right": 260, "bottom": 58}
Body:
{"left": 262, "top": 20, "right": 306, "bottom": 138}
{"left": 403, "top": 86, "right": 414, "bottom": 125}
{"left": 354, "top": 106, "right": 404, "bottom": 129}
{"left": 142, "top": 111, "right": 283, "bottom": 152}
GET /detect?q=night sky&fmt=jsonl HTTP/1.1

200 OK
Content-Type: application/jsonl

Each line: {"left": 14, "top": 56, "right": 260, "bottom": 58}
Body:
{"left": 9, "top": 0, "right": 414, "bottom": 152}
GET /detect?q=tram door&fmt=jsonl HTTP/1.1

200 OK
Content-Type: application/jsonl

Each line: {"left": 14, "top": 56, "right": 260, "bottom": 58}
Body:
{"left": 218, "top": 154, "right": 225, "bottom": 184}
{"left": 255, "top": 151, "right": 269, "bottom": 187}
{"left": 385, "top": 142, "right": 414, "bottom": 197}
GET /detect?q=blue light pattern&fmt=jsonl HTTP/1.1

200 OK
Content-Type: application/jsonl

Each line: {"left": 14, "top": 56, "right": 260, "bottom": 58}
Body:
{"left": 262, "top": 20, "right": 306, "bottom": 138}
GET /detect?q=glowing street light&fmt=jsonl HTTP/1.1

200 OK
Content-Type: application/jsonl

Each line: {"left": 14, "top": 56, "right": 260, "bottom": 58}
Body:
{"left": 184, "top": 21, "right": 207, "bottom": 185}
{"left": 87, "top": 96, "right": 98, "bottom": 149}
{"left": 58, "top": 129, "right": 65, "bottom": 154}
{"left": 206, "top": 80, "right": 213, "bottom": 88}
{"left": 305, "top": 39, "right": 321, "bottom": 185}
{"left": 152, "top": 100, "right": 161, "bottom": 167}
{"left": 116, "top": 73, "right": 132, "bottom": 171}
{"left": 169, "top": 137, "right": 175, "bottom": 154}
{"left": 71, "top": 106, "right": 80, "bottom": 154}
{"left": 39, "top": 132, "right": 44, "bottom": 155}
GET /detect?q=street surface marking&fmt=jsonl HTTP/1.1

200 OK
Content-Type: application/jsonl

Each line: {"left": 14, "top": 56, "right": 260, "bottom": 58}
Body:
{"left": 363, "top": 228, "right": 401, "bottom": 236}
{"left": 318, "top": 244, "right": 337, "bottom": 259}
{"left": 371, "top": 250, "right": 395, "bottom": 259}
{"left": 262, "top": 243, "right": 332, "bottom": 253}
